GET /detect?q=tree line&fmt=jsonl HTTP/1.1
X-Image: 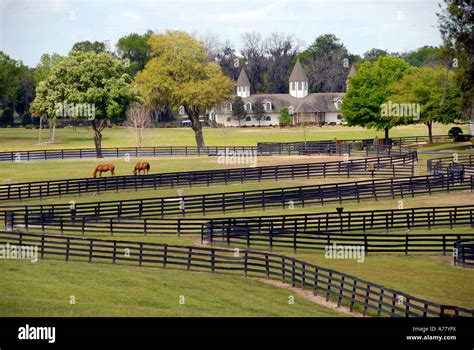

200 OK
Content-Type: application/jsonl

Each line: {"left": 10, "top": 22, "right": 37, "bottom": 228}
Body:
{"left": 0, "top": 0, "right": 471, "bottom": 153}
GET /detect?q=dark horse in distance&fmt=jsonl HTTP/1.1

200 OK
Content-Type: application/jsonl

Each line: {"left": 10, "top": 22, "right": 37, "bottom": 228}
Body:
{"left": 134, "top": 162, "right": 150, "bottom": 175}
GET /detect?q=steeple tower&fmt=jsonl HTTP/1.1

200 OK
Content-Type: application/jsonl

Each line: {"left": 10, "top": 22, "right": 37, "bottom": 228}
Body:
{"left": 289, "top": 59, "right": 308, "bottom": 98}
{"left": 236, "top": 68, "right": 251, "bottom": 98}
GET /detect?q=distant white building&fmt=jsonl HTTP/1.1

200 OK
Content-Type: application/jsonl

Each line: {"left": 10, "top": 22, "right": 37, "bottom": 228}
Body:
{"left": 208, "top": 60, "right": 354, "bottom": 127}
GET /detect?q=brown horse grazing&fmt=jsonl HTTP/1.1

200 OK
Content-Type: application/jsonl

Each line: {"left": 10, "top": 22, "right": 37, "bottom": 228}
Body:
{"left": 93, "top": 164, "right": 115, "bottom": 178}
{"left": 134, "top": 162, "right": 150, "bottom": 175}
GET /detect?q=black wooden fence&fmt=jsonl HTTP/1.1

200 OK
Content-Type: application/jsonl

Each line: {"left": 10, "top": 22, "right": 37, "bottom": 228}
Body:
{"left": 0, "top": 146, "right": 258, "bottom": 162}
{"left": 0, "top": 231, "right": 471, "bottom": 317}
{"left": 8, "top": 205, "right": 472, "bottom": 239}
{"left": 454, "top": 239, "right": 474, "bottom": 268}
{"left": 428, "top": 155, "right": 474, "bottom": 177}
{"left": 0, "top": 152, "right": 416, "bottom": 201}
{"left": 0, "top": 135, "right": 446, "bottom": 163}
{"left": 204, "top": 205, "right": 474, "bottom": 235}
{"left": 2, "top": 174, "right": 471, "bottom": 220}
{"left": 257, "top": 135, "right": 450, "bottom": 156}
{"left": 203, "top": 225, "right": 472, "bottom": 255}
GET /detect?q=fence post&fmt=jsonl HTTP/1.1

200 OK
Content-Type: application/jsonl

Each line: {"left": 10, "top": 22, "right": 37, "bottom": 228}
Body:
{"left": 244, "top": 251, "right": 248, "bottom": 277}
{"left": 88, "top": 239, "right": 93, "bottom": 263}
{"left": 163, "top": 245, "right": 168, "bottom": 268}
{"left": 211, "top": 248, "right": 215, "bottom": 272}
{"left": 326, "top": 272, "right": 333, "bottom": 302}
{"left": 65, "top": 237, "right": 70, "bottom": 261}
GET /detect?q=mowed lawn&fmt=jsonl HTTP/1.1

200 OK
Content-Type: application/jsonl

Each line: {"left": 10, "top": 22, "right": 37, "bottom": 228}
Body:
{"left": 0, "top": 123, "right": 459, "bottom": 151}
{"left": 0, "top": 154, "right": 351, "bottom": 183}
{"left": 0, "top": 259, "right": 348, "bottom": 317}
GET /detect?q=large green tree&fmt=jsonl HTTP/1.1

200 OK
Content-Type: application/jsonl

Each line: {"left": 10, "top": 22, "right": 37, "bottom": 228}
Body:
{"left": 437, "top": 0, "right": 474, "bottom": 132}
{"left": 71, "top": 41, "right": 107, "bottom": 53}
{"left": 33, "top": 53, "right": 64, "bottom": 83}
{"left": 135, "top": 30, "right": 234, "bottom": 147}
{"left": 116, "top": 31, "right": 153, "bottom": 76}
{"left": 0, "top": 52, "right": 35, "bottom": 117}
{"left": 390, "top": 66, "right": 461, "bottom": 143}
{"left": 231, "top": 96, "right": 247, "bottom": 126}
{"left": 341, "top": 56, "right": 413, "bottom": 141}
{"left": 31, "top": 51, "right": 140, "bottom": 156}
{"left": 402, "top": 46, "right": 443, "bottom": 67}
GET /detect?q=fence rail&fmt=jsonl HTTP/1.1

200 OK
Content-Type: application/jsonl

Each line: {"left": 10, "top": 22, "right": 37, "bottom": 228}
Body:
{"left": 454, "top": 239, "right": 474, "bottom": 268}
{"left": 0, "top": 231, "right": 471, "bottom": 317}
{"left": 428, "top": 155, "right": 474, "bottom": 177}
{"left": 2, "top": 174, "right": 471, "bottom": 219}
{"left": 8, "top": 205, "right": 473, "bottom": 240}
{"left": 0, "top": 135, "right": 448, "bottom": 163}
{"left": 0, "top": 153, "right": 416, "bottom": 201}
{"left": 203, "top": 226, "right": 472, "bottom": 254}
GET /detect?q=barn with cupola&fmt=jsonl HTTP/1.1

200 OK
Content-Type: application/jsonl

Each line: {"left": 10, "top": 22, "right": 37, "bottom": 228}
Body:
{"left": 208, "top": 59, "right": 350, "bottom": 127}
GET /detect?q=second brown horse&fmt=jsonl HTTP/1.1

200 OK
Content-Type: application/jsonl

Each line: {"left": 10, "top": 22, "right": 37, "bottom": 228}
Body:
{"left": 93, "top": 164, "right": 115, "bottom": 178}
{"left": 134, "top": 162, "right": 150, "bottom": 175}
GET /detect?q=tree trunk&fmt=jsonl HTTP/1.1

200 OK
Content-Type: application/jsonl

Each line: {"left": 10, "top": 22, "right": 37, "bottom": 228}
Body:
{"left": 384, "top": 127, "right": 390, "bottom": 149}
{"left": 49, "top": 122, "right": 56, "bottom": 143}
{"left": 38, "top": 117, "right": 43, "bottom": 144}
{"left": 183, "top": 104, "right": 205, "bottom": 148}
{"left": 93, "top": 131, "right": 103, "bottom": 158}
{"left": 426, "top": 121, "right": 433, "bottom": 144}
{"left": 91, "top": 120, "right": 106, "bottom": 158}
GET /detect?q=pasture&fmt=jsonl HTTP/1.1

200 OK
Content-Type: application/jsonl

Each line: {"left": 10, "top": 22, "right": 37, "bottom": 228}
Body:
{"left": 0, "top": 125, "right": 473, "bottom": 317}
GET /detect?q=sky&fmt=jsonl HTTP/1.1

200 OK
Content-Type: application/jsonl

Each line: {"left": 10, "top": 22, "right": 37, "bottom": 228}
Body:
{"left": 0, "top": 0, "right": 445, "bottom": 67}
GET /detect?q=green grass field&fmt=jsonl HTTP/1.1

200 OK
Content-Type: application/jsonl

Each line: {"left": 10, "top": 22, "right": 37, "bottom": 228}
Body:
{"left": 0, "top": 123, "right": 461, "bottom": 151}
{"left": 0, "top": 259, "right": 347, "bottom": 317}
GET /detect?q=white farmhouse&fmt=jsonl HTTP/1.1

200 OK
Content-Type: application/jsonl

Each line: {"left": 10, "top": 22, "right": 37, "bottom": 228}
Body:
{"left": 208, "top": 60, "right": 352, "bottom": 127}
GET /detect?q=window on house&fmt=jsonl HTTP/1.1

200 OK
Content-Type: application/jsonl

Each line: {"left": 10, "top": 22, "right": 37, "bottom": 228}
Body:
{"left": 265, "top": 116, "right": 271, "bottom": 121}
{"left": 264, "top": 101, "right": 272, "bottom": 111}
{"left": 245, "top": 116, "right": 251, "bottom": 121}
{"left": 337, "top": 114, "right": 342, "bottom": 120}
{"left": 245, "top": 102, "right": 252, "bottom": 112}
{"left": 298, "top": 81, "right": 302, "bottom": 90}
{"left": 226, "top": 103, "right": 232, "bottom": 112}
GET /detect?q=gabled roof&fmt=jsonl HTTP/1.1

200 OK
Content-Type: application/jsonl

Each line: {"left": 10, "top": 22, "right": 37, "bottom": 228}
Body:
{"left": 289, "top": 59, "right": 308, "bottom": 82}
{"left": 218, "top": 92, "right": 344, "bottom": 114}
{"left": 236, "top": 68, "right": 250, "bottom": 86}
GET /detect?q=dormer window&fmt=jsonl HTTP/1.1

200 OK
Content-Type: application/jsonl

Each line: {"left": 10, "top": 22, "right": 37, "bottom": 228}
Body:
{"left": 334, "top": 99, "right": 342, "bottom": 110}
{"left": 245, "top": 102, "right": 252, "bottom": 112}
{"left": 226, "top": 102, "right": 232, "bottom": 112}
{"left": 263, "top": 101, "right": 272, "bottom": 111}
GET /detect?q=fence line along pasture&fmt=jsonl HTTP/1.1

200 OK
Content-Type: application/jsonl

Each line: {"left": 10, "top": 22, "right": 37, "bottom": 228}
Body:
{"left": 0, "top": 135, "right": 446, "bottom": 163}
{"left": 427, "top": 155, "right": 474, "bottom": 177}
{"left": 2, "top": 173, "right": 471, "bottom": 220}
{"left": 0, "top": 231, "right": 471, "bottom": 317}
{"left": 454, "top": 239, "right": 474, "bottom": 268}
{"left": 203, "top": 226, "right": 472, "bottom": 255}
{"left": 6, "top": 205, "right": 473, "bottom": 241}
{"left": 257, "top": 135, "right": 451, "bottom": 155}
{"left": 0, "top": 152, "right": 416, "bottom": 201}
